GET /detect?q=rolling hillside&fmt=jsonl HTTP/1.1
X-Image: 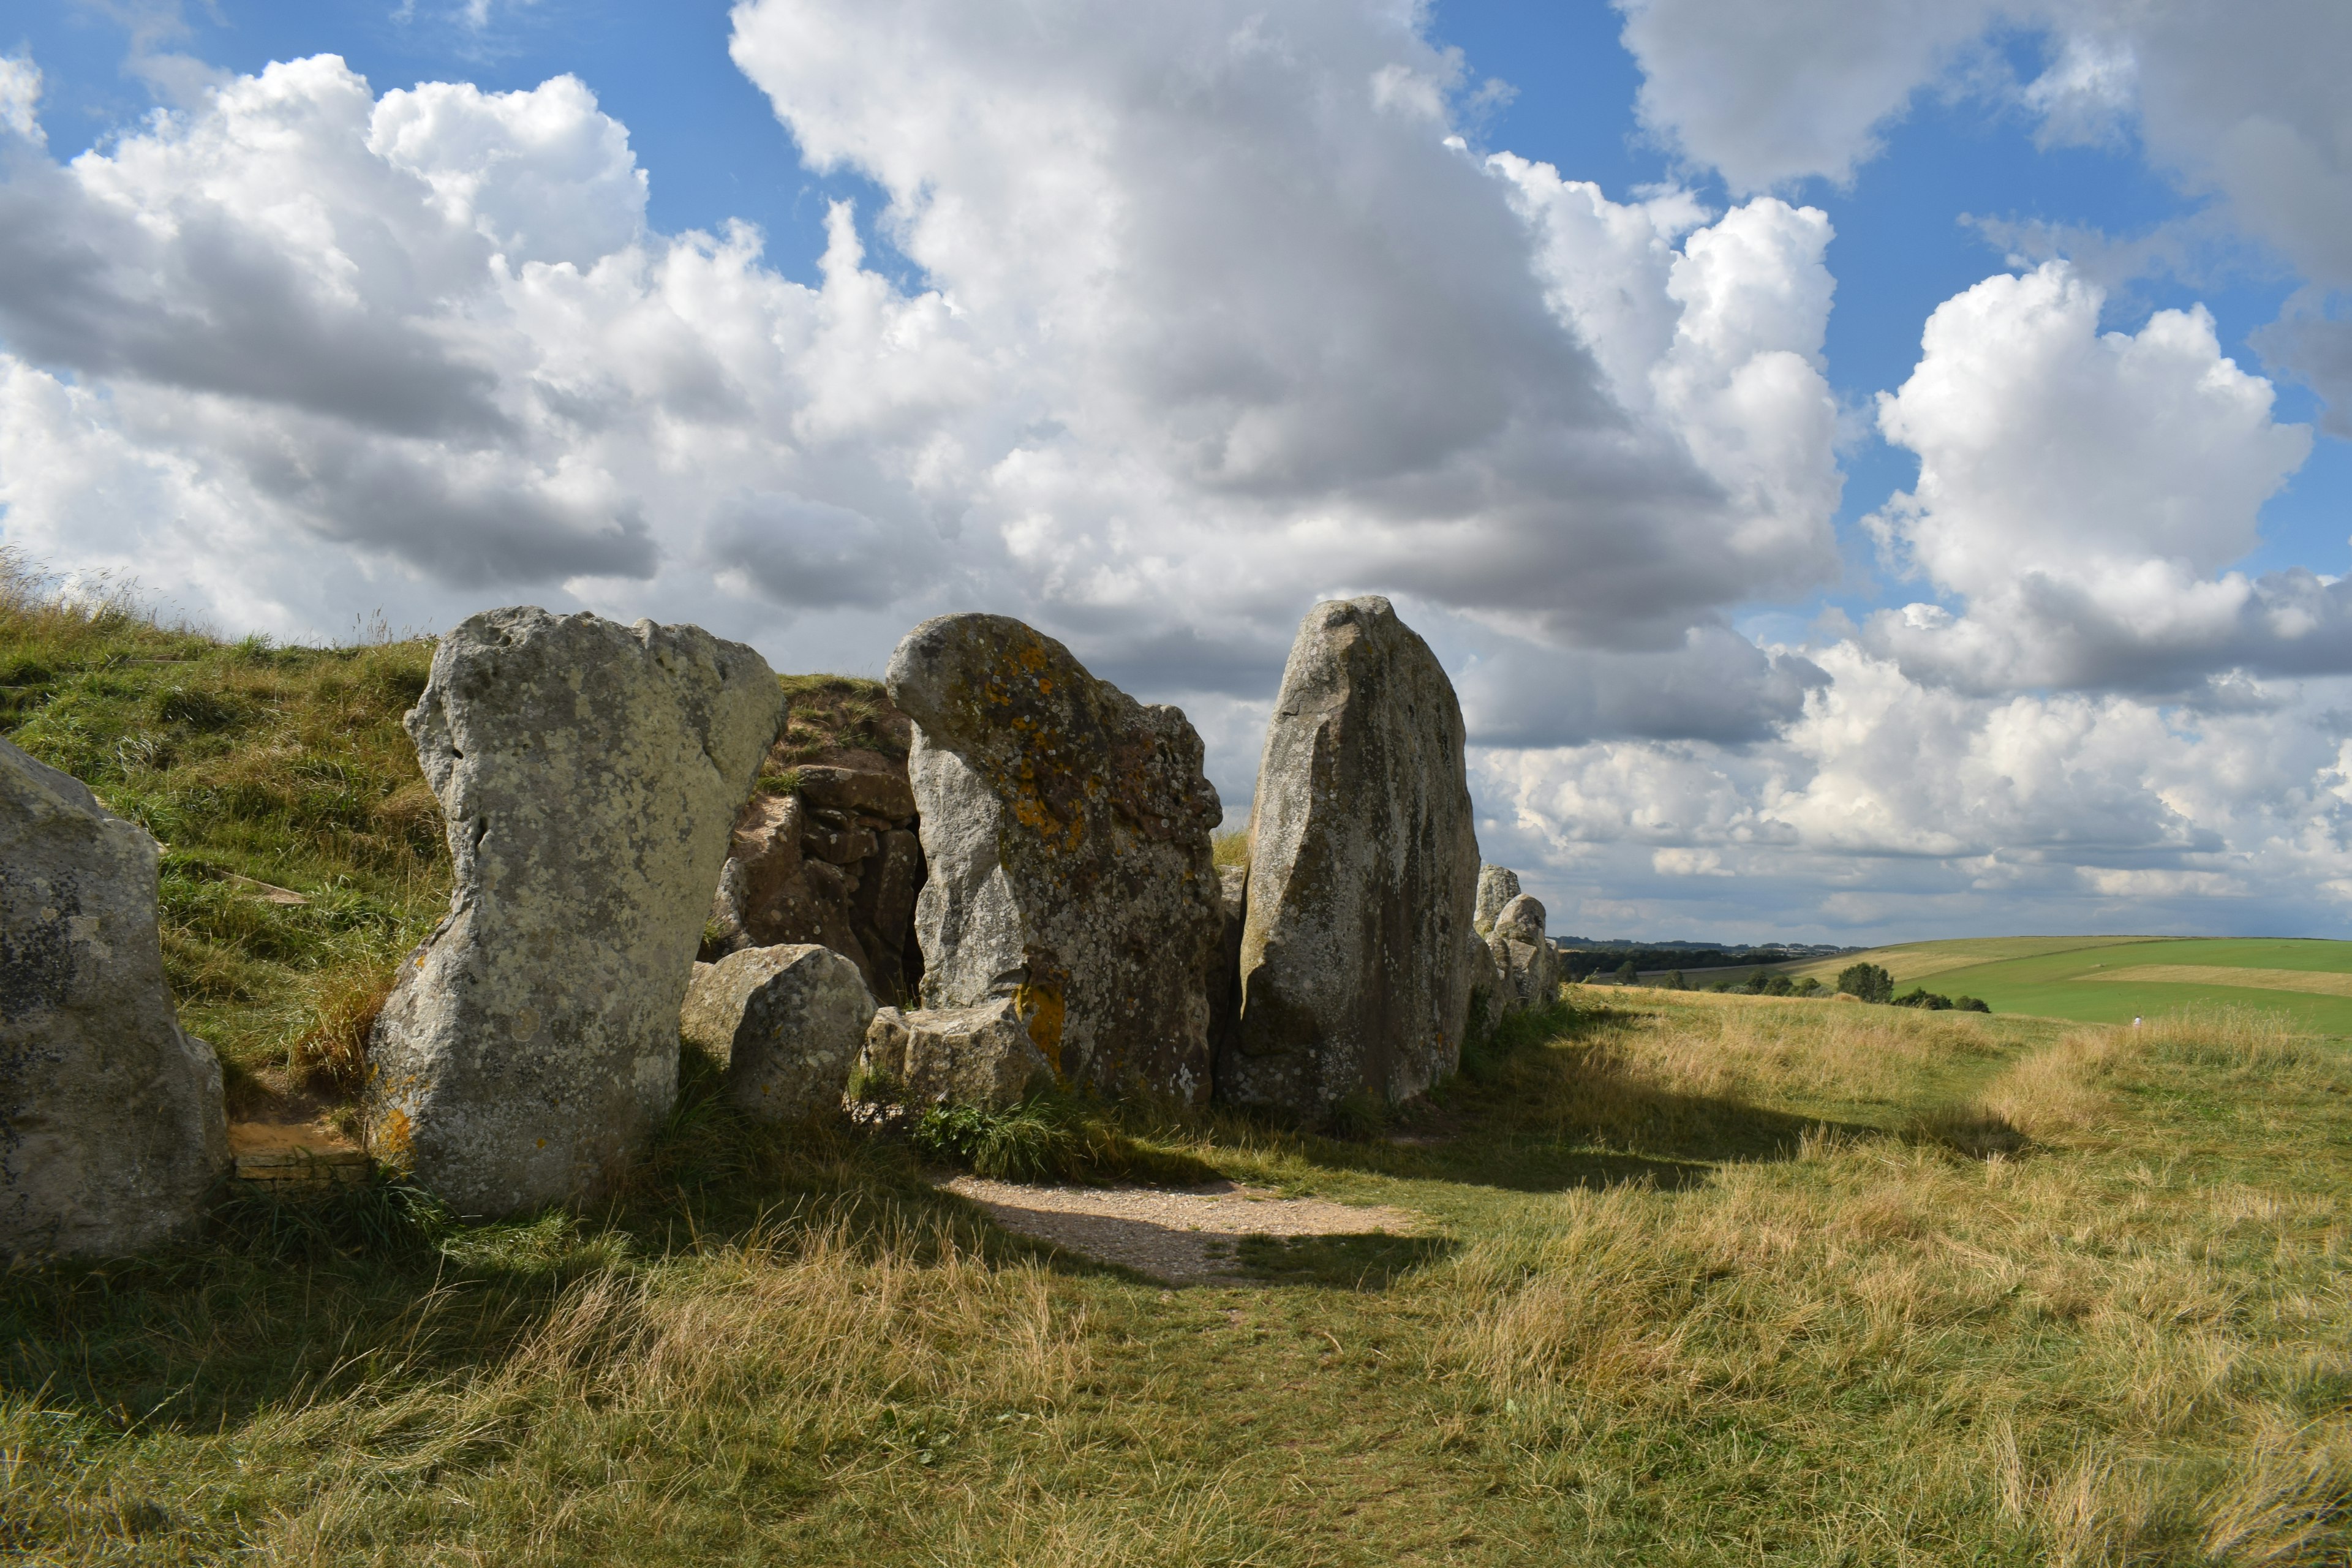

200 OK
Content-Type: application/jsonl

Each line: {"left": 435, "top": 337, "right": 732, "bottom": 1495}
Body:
{"left": 1782, "top": 935, "right": 2352, "bottom": 1031}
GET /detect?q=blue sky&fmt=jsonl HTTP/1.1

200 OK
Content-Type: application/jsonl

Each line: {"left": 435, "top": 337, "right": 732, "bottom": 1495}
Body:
{"left": 3, "top": 0, "right": 2350, "bottom": 943}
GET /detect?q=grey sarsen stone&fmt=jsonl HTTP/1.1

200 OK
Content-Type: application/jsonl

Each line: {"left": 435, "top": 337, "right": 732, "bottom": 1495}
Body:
{"left": 886, "top": 614, "right": 1222, "bottom": 1105}
{"left": 365, "top": 607, "right": 782, "bottom": 1216}
{"left": 1, "top": 736, "right": 227, "bottom": 1259}
{"left": 1219, "top": 597, "right": 1479, "bottom": 1121}
{"left": 684, "top": 944, "right": 875, "bottom": 1120}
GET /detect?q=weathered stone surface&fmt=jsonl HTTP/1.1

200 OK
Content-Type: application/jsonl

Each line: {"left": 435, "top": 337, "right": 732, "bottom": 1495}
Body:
{"left": 1474, "top": 864, "right": 1521, "bottom": 935}
{"left": 703, "top": 728, "right": 924, "bottom": 1005}
{"left": 802, "top": 811, "right": 878, "bottom": 866}
{"left": 797, "top": 764, "right": 917, "bottom": 821}
{"left": 1205, "top": 864, "right": 1249, "bottom": 1067}
{"left": 1, "top": 736, "right": 227, "bottom": 1259}
{"left": 1219, "top": 597, "right": 1479, "bottom": 1120}
{"left": 859, "top": 998, "right": 1052, "bottom": 1110}
{"left": 683, "top": 944, "right": 875, "bottom": 1120}
{"left": 1488, "top": 893, "right": 1560, "bottom": 1016}
{"left": 887, "top": 614, "right": 1223, "bottom": 1105}
{"left": 366, "top": 608, "right": 782, "bottom": 1216}
{"left": 1463, "top": 926, "right": 1507, "bottom": 1035}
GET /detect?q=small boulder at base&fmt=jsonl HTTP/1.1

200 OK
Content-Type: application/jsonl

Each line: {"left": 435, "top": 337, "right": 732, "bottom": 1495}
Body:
{"left": 1487, "top": 893, "right": 1560, "bottom": 1016}
{"left": 859, "top": 999, "right": 1053, "bottom": 1110}
{"left": 1220, "top": 597, "right": 1479, "bottom": 1122}
{"left": 366, "top": 608, "right": 783, "bottom": 1217}
{"left": 1473, "top": 864, "right": 1521, "bottom": 935}
{"left": 886, "top": 614, "right": 1223, "bottom": 1104}
{"left": 1, "top": 737, "right": 227, "bottom": 1259}
{"left": 683, "top": 944, "right": 875, "bottom": 1120}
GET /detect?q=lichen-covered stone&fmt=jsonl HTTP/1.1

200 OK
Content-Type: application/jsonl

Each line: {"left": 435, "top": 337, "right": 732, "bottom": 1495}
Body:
{"left": 1, "top": 736, "right": 226, "bottom": 1259}
{"left": 366, "top": 608, "right": 782, "bottom": 1216}
{"left": 886, "top": 614, "right": 1223, "bottom": 1104}
{"left": 1474, "top": 864, "right": 1521, "bottom": 935}
{"left": 859, "top": 999, "right": 1052, "bottom": 1109}
{"left": 683, "top": 944, "right": 875, "bottom": 1120}
{"left": 1219, "top": 597, "right": 1479, "bottom": 1120}
{"left": 1488, "top": 893, "right": 1560, "bottom": 1016}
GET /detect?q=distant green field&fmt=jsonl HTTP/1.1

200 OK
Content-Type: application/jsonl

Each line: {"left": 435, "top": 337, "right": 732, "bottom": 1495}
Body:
{"left": 1782, "top": 935, "right": 2352, "bottom": 1032}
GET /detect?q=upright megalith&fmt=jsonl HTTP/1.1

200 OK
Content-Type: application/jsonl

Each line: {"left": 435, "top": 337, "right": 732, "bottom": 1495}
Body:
{"left": 1219, "top": 597, "right": 1479, "bottom": 1121}
{"left": 1, "top": 737, "right": 227, "bottom": 1259}
{"left": 886, "top": 614, "right": 1223, "bottom": 1104}
{"left": 366, "top": 608, "right": 782, "bottom": 1216}
{"left": 1474, "top": 864, "right": 1521, "bottom": 934}
{"left": 1487, "top": 893, "right": 1559, "bottom": 1017}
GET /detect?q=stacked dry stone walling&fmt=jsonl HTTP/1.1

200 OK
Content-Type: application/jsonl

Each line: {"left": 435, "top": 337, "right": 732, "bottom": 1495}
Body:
{"left": 705, "top": 759, "right": 924, "bottom": 1004}
{"left": 1, "top": 737, "right": 228, "bottom": 1260}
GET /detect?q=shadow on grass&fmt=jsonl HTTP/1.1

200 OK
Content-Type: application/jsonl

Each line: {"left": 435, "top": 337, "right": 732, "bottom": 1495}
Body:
{"left": 1233, "top": 1232, "right": 1460, "bottom": 1290}
{"left": 0, "top": 1049, "right": 1005, "bottom": 1436}
{"left": 1213, "top": 1000, "right": 1885, "bottom": 1195}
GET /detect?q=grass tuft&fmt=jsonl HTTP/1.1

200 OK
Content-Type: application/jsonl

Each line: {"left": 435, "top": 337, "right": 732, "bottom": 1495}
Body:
{"left": 913, "top": 1093, "right": 1217, "bottom": 1185}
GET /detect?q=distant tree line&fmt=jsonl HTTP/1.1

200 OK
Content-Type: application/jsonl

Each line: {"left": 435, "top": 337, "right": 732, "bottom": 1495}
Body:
{"left": 1836, "top": 962, "right": 1990, "bottom": 1012}
{"left": 1563, "top": 947, "right": 1808, "bottom": 982}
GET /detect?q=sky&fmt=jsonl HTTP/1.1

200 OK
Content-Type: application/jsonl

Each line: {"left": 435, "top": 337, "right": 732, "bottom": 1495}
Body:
{"left": 2, "top": 1, "right": 2351, "bottom": 945}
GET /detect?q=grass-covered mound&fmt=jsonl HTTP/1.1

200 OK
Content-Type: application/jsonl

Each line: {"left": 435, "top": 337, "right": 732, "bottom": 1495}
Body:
{"left": 0, "top": 558, "right": 447, "bottom": 1123}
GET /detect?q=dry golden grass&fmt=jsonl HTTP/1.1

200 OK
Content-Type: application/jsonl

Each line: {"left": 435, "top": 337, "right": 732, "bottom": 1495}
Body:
{"left": 1210, "top": 826, "right": 1250, "bottom": 872}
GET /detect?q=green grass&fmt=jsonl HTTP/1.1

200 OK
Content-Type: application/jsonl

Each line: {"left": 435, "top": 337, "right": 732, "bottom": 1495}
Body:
{"left": 0, "top": 554, "right": 448, "bottom": 1118}
{"left": 10, "top": 986, "right": 2352, "bottom": 1562}
{"left": 1787, "top": 935, "right": 2352, "bottom": 1032}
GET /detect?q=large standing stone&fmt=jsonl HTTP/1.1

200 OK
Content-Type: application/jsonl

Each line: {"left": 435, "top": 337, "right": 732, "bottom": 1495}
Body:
{"left": 1219, "top": 597, "right": 1479, "bottom": 1120}
{"left": 1474, "top": 864, "right": 1521, "bottom": 935}
{"left": 886, "top": 614, "right": 1223, "bottom": 1104}
{"left": 366, "top": 608, "right": 782, "bottom": 1216}
{"left": 682, "top": 944, "right": 875, "bottom": 1120}
{"left": 1487, "top": 893, "right": 1560, "bottom": 1017}
{"left": 1, "top": 738, "right": 227, "bottom": 1259}
{"left": 859, "top": 999, "right": 1053, "bottom": 1110}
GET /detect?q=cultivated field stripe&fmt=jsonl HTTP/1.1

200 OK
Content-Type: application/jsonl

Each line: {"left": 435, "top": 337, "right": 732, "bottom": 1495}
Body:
{"left": 2089, "top": 963, "right": 2352, "bottom": 998}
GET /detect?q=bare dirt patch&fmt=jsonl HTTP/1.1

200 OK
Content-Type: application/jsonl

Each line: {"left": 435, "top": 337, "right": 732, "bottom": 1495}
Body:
{"left": 939, "top": 1175, "right": 1422, "bottom": 1285}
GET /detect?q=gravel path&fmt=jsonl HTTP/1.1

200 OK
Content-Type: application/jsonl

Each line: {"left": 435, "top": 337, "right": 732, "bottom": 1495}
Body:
{"left": 938, "top": 1175, "right": 1420, "bottom": 1284}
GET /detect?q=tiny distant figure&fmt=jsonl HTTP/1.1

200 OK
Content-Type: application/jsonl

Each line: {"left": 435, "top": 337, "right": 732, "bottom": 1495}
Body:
{"left": 2133, "top": 1015, "right": 2143, "bottom": 1029}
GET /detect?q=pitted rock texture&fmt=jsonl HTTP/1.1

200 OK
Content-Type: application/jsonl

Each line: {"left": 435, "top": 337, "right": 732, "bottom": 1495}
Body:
{"left": 704, "top": 755, "right": 925, "bottom": 1003}
{"left": 366, "top": 608, "right": 782, "bottom": 1216}
{"left": 1464, "top": 925, "right": 1507, "bottom": 1036}
{"left": 1219, "top": 597, "right": 1479, "bottom": 1121}
{"left": 887, "top": 614, "right": 1223, "bottom": 1105}
{"left": 1, "top": 736, "right": 227, "bottom": 1259}
{"left": 1488, "top": 893, "right": 1560, "bottom": 1016}
{"left": 861, "top": 999, "right": 1053, "bottom": 1110}
{"left": 1474, "top": 864, "right": 1521, "bottom": 935}
{"left": 684, "top": 944, "right": 875, "bottom": 1121}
